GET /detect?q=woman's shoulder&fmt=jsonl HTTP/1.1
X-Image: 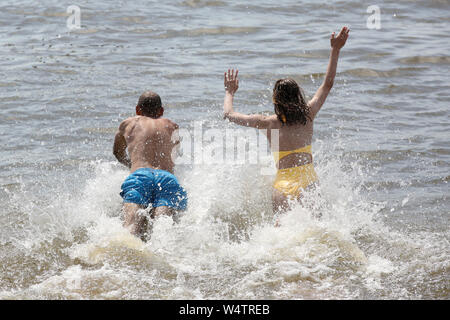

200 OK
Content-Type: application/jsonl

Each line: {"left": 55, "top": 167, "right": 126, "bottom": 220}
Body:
{"left": 265, "top": 114, "right": 281, "bottom": 128}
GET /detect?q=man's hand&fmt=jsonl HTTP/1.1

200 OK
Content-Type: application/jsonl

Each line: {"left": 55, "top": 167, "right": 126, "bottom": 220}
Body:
{"left": 330, "top": 26, "right": 350, "bottom": 50}
{"left": 224, "top": 68, "right": 239, "bottom": 95}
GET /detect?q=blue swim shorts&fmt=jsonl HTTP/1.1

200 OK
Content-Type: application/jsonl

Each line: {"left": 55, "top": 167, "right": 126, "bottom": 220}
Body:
{"left": 120, "top": 168, "right": 187, "bottom": 211}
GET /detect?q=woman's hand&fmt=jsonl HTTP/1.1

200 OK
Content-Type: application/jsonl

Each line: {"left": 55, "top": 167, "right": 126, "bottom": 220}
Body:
{"left": 330, "top": 26, "right": 350, "bottom": 50}
{"left": 224, "top": 68, "right": 239, "bottom": 95}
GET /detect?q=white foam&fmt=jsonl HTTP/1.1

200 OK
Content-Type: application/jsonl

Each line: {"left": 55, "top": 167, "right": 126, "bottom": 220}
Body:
{"left": 2, "top": 137, "right": 446, "bottom": 299}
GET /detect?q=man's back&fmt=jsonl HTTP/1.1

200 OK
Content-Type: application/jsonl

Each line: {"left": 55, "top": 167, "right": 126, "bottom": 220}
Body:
{"left": 114, "top": 90, "right": 187, "bottom": 241}
{"left": 118, "top": 116, "right": 178, "bottom": 173}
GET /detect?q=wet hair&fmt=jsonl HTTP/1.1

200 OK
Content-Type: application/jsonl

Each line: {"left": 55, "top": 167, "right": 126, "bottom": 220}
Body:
{"left": 137, "top": 91, "right": 162, "bottom": 118}
{"left": 272, "top": 78, "right": 311, "bottom": 126}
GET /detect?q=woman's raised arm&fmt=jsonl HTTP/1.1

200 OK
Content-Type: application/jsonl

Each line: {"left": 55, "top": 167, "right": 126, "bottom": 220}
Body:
{"left": 309, "top": 26, "right": 350, "bottom": 119}
{"left": 223, "top": 69, "right": 273, "bottom": 129}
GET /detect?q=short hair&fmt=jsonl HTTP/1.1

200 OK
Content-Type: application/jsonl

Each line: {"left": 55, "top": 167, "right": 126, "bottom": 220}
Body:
{"left": 137, "top": 91, "right": 162, "bottom": 117}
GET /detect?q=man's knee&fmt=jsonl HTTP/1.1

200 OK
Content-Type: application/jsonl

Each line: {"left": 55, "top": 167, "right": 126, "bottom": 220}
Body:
{"left": 151, "top": 206, "right": 175, "bottom": 219}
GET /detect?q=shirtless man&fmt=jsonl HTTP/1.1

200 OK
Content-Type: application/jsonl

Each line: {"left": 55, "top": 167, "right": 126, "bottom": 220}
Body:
{"left": 113, "top": 91, "right": 187, "bottom": 241}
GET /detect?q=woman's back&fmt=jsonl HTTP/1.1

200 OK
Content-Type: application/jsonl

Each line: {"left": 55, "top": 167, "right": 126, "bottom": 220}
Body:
{"left": 267, "top": 117, "right": 313, "bottom": 150}
{"left": 266, "top": 117, "right": 314, "bottom": 169}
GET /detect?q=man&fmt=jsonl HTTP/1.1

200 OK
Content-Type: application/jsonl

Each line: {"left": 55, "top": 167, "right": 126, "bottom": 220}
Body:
{"left": 113, "top": 91, "right": 187, "bottom": 241}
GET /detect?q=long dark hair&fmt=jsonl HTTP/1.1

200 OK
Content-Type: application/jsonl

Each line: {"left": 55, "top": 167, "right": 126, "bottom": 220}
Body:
{"left": 273, "top": 78, "right": 311, "bottom": 125}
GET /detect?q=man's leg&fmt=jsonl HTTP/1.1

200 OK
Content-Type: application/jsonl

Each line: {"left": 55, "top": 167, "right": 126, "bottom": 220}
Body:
{"left": 122, "top": 203, "right": 148, "bottom": 241}
{"left": 151, "top": 206, "right": 176, "bottom": 219}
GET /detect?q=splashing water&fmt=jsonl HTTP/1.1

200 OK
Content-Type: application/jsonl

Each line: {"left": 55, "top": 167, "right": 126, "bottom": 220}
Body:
{"left": 1, "top": 134, "right": 447, "bottom": 300}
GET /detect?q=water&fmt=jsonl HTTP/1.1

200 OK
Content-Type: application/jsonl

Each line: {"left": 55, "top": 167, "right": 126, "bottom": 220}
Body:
{"left": 0, "top": 0, "right": 449, "bottom": 299}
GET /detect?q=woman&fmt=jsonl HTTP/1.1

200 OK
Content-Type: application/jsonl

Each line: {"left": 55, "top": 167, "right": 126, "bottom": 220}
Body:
{"left": 223, "top": 26, "right": 349, "bottom": 213}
